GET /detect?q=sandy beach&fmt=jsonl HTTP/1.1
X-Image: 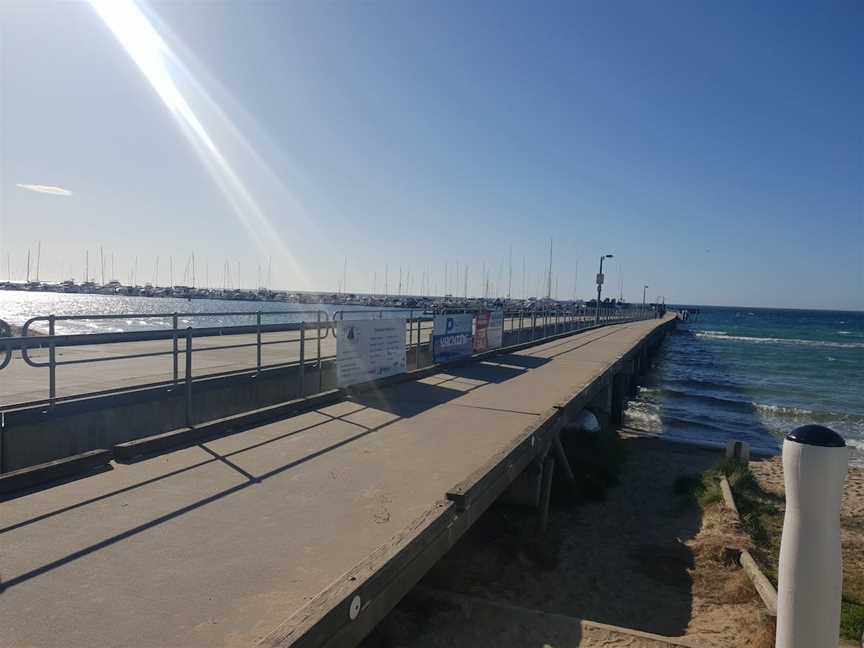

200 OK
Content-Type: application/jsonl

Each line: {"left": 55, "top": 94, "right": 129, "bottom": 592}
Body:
{"left": 363, "top": 434, "right": 773, "bottom": 647}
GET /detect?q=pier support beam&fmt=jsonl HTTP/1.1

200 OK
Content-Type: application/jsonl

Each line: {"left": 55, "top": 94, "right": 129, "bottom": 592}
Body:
{"left": 611, "top": 362, "right": 635, "bottom": 426}
{"left": 536, "top": 455, "right": 555, "bottom": 536}
{"left": 611, "top": 373, "right": 629, "bottom": 426}
{"left": 590, "top": 383, "right": 612, "bottom": 421}
{"left": 503, "top": 456, "right": 544, "bottom": 508}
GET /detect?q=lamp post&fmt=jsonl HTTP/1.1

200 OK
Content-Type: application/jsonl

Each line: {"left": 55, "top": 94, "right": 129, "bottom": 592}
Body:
{"left": 642, "top": 285, "right": 648, "bottom": 318}
{"left": 595, "top": 254, "right": 613, "bottom": 324}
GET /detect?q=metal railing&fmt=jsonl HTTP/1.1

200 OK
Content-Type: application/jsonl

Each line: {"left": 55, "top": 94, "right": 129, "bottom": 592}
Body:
{"left": 0, "top": 305, "right": 658, "bottom": 416}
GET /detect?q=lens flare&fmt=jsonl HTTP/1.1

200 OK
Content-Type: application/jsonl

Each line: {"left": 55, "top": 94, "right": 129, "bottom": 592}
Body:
{"left": 89, "top": 0, "right": 322, "bottom": 290}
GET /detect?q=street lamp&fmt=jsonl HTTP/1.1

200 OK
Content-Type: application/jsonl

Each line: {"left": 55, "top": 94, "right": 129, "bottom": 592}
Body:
{"left": 595, "top": 254, "right": 614, "bottom": 324}
{"left": 642, "top": 285, "right": 648, "bottom": 318}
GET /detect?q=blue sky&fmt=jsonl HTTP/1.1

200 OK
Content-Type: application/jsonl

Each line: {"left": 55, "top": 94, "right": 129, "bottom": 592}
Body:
{"left": 1, "top": 0, "right": 861, "bottom": 308}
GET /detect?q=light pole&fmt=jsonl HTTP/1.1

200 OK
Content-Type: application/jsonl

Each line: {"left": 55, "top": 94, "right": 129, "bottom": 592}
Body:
{"left": 642, "top": 285, "right": 648, "bottom": 318}
{"left": 595, "top": 254, "right": 613, "bottom": 324}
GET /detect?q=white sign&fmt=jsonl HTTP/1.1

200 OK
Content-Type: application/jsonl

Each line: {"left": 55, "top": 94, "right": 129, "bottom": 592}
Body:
{"left": 336, "top": 318, "right": 407, "bottom": 387}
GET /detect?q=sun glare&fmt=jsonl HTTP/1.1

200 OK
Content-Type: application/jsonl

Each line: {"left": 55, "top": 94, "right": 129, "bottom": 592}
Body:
{"left": 88, "top": 0, "right": 313, "bottom": 289}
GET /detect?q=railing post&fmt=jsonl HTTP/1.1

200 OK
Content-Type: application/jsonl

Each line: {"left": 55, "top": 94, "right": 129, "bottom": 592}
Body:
{"left": 185, "top": 328, "right": 193, "bottom": 427}
{"left": 317, "top": 311, "right": 323, "bottom": 393}
{"left": 48, "top": 315, "right": 56, "bottom": 409}
{"left": 409, "top": 311, "right": 415, "bottom": 369}
{"left": 256, "top": 311, "right": 262, "bottom": 374}
{"left": 415, "top": 316, "right": 422, "bottom": 369}
{"left": 298, "top": 321, "right": 306, "bottom": 398}
{"left": 172, "top": 313, "right": 179, "bottom": 385}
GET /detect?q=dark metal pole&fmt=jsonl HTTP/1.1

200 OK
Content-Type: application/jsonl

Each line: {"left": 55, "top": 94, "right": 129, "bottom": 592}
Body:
{"left": 172, "top": 313, "right": 179, "bottom": 385}
{"left": 48, "top": 315, "right": 56, "bottom": 408}
{"left": 185, "top": 328, "right": 193, "bottom": 426}
{"left": 595, "top": 256, "right": 604, "bottom": 325}
{"left": 642, "top": 285, "right": 648, "bottom": 320}
{"left": 317, "top": 311, "right": 323, "bottom": 393}
{"left": 256, "top": 311, "right": 262, "bottom": 374}
{"left": 416, "top": 316, "right": 422, "bottom": 369}
{"left": 298, "top": 321, "right": 306, "bottom": 398}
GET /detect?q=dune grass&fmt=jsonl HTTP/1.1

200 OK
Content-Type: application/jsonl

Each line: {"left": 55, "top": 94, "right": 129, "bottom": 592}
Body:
{"left": 676, "top": 457, "right": 864, "bottom": 641}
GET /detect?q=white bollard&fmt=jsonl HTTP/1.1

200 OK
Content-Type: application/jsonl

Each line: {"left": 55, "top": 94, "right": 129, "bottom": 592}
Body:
{"left": 776, "top": 425, "right": 848, "bottom": 648}
{"left": 725, "top": 439, "right": 751, "bottom": 463}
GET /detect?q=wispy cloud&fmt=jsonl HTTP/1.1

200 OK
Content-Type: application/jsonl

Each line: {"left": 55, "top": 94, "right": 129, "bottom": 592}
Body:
{"left": 16, "top": 184, "right": 73, "bottom": 196}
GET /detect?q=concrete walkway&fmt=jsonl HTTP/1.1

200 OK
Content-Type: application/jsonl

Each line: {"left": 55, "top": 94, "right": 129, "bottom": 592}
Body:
{"left": 1, "top": 317, "right": 671, "bottom": 648}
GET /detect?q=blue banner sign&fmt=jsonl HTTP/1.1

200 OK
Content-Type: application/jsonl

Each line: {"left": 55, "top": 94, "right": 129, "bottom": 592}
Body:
{"left": 432, "top": 314, "right": 474, "bottom": 363}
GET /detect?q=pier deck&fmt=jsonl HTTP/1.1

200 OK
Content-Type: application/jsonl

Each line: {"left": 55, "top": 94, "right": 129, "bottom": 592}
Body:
{"left": 1, "top": 316, "right": 673, "bottom": 648}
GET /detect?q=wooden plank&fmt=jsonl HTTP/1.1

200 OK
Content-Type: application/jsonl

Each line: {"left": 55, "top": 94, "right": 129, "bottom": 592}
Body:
{"left": 740, "top": 549, "right": 778, "bottom": 616}
{"left": 720, "top": 475, "right": 739, "bottom": 517}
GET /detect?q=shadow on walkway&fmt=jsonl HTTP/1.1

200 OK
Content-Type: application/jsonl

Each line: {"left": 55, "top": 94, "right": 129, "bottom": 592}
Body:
{"left": 0, "top": 345, "right": 550, "bottom": 592}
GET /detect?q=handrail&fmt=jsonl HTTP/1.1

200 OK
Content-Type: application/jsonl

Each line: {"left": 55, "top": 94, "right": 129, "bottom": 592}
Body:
{"left": 20, "top": 309, "right": 331, "bottom": 337}
{"left": 0, "top": 306, "right": 657, "bottom": 412}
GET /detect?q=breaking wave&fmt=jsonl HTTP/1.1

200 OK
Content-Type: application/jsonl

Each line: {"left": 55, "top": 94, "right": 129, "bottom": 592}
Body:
{"left": 694, "top": 330, "right": 864, "bottom": 349}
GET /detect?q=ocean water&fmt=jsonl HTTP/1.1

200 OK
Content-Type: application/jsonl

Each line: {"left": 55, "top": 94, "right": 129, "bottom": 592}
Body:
{"left": 0, "top": 291, "right": 391, "bottom": 335}
{"left": 623, "top": 306, "right": 864, "bottom": 463}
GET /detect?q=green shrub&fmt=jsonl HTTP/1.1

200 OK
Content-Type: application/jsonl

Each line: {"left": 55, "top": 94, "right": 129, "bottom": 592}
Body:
{"left": 841, "top": 598, "right": 864, "bottom": 642}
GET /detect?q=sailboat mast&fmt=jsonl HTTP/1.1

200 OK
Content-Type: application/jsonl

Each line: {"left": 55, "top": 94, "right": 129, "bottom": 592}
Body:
{"left": 508, "top": 244, "right": 512, "bottom": 300}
